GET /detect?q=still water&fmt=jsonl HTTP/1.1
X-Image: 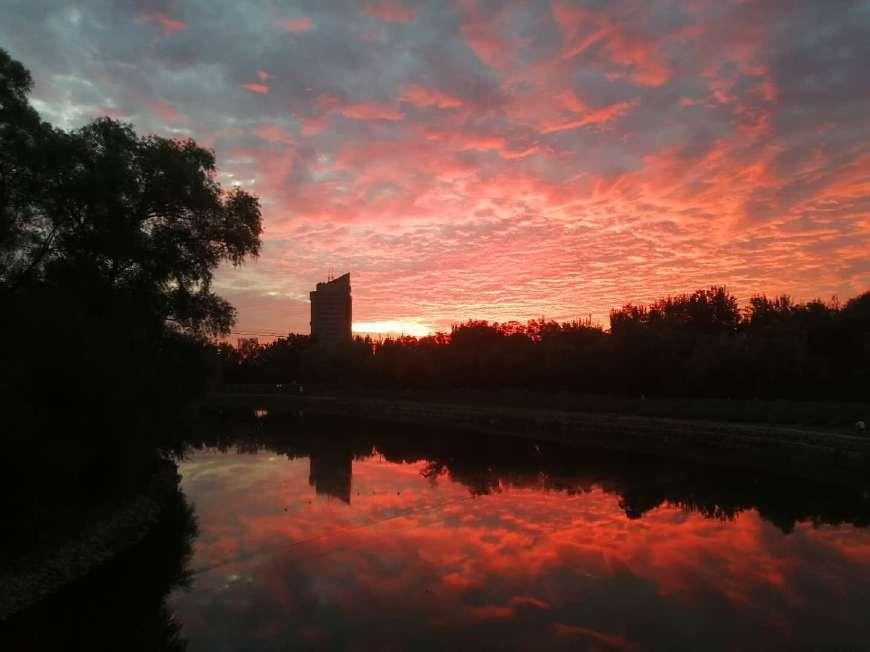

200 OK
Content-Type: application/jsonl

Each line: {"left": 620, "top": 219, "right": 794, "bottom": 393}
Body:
{"left": 5, "top": 417, "right": 870, "bottom": 650}
{"left": 165, "top": 420, "right": 870, "bottom": 651}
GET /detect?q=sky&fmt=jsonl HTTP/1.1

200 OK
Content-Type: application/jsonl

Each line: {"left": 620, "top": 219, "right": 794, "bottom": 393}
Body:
{"left": 2, "top": 0, "right": 869, "bottom": 336}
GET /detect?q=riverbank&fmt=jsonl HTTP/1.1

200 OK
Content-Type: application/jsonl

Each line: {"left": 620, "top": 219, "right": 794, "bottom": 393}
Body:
{"left": 218, "top": 386, "right": 868, "bottom": 431}
{"left": 0, "top": 458, "right": 180, "bottom": 621}
{"left": 206, "top": 392, "right": 870, "bottom": 486}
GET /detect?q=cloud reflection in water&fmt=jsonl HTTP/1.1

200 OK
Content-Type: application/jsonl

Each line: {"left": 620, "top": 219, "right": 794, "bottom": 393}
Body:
{"left": 169, "top": 431, "right": 870, "bottom": 650}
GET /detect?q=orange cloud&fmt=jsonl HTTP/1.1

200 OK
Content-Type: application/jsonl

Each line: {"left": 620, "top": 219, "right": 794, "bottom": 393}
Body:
{"left": 552, "top": 1, "right": 669, "bottom": 86}
{"left": 399, "top": 85, "right": 463, "bottom": 109}
{"left": 147, "top": 98, "right": 179, "bottom": 123}
{"left": 340, "top": 101, "right": 404, "bottom": 121}
{"left": 300, "top": 116, "right": 328, "bottom": 136}
{"left": 241, "top": 83, "right": 270, "bottom": 94}
{"left": 500, "top": 146, "right": 540, "bottom": 160}
{"left": 137, "top": 9, "right": 187, "bottom": 34}
{"left": 280, "top": 16, "right": 314, "bottom": 33}
{"left": 541, "top": 99, "right": 637, "bottom": 134}
{"left": 460, "top": 136, "right": 507, "bottom": 151}
{"left": 455, "top": 0, "right": 513, "bottom": 71}
{"left": 553, "top": 624, "right": 640, "bottom": 651}
{"left": 557, "top": 88, "right": 588, "bottom": 114}
{"left": 256, "top": 70, "right": 271, "bottom": 81}
{"left": 253, "top": 123, "right": 294, "bottom": 145}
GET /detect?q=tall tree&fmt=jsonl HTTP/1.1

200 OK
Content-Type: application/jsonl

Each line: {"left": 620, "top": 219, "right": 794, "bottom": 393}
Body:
{"left": 0, "top": 48, "right": 262, "bottom": 337}
{"left": 0, "top": 48, "right": 56, "bottom": 287}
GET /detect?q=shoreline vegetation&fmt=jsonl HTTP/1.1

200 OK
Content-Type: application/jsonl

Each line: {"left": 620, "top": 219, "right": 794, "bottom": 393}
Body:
{"left": 219, "top": 385, "right": 868, "bottom": 432}
{"left": 219, "top": 288, "right": 870, "bottom": 406}
{"left": 0, "top": 459, "right": 181, "bottom": 622}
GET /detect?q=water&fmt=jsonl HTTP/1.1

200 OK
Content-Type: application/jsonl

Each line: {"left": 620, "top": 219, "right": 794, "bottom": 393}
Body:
{"left": 166, "top": 421, "right": 870, "bottom": 651}
{"left": 5, "top": 418, "right": 870, "bottom": 650}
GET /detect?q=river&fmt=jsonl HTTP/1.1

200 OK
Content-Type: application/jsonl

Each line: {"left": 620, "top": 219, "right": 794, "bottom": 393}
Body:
{"left": 5, "top": 416, "right": 870, "bottom": 650}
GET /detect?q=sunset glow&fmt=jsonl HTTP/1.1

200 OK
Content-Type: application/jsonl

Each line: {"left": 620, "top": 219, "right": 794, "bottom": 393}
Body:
{"left": 353, "top": 320, "right": 432, "bottom": 337}
{"left": 6, "top": 1, "right": 868, "bottom": 335}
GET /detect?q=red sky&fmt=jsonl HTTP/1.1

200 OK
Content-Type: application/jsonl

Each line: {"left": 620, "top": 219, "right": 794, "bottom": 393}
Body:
{"left": 3, "top": 0, "right": 869, "bottom": 336}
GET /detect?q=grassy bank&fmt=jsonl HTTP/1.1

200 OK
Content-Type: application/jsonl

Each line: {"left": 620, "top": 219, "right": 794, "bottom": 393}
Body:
{"left": 219, "top": 385, "right": 869, "bottom": 432}
{"left": 0, "top": 459, "right": 181, "bottom": 622}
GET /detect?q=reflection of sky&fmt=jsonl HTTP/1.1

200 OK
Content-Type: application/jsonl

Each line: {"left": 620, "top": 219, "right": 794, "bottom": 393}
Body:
{"left": 169, "top": 449, "right": 870, "bottom": 650}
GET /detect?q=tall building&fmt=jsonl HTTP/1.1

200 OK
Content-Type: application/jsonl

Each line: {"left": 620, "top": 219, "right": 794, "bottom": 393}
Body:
{"left": 309, "top": 272, "right": 352, "bottom": 346}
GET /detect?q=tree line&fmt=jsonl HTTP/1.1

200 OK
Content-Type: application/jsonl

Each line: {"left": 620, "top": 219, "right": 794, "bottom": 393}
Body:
{"left": 219, "top": 286, "right": 870, "bottom": 401}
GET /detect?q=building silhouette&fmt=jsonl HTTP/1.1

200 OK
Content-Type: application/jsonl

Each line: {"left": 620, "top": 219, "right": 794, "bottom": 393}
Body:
{"left": 310, "top": 272, "right": 352, "bottom": 346}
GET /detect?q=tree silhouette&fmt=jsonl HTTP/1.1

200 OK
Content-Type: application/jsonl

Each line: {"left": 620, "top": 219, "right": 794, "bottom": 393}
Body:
{"left": 1, "top": 48, "right": 262, "bottom": 561}
{"left": 1, "top": 57, "right": 262, "bottom": 336}
{"left": 0, "top": 48, "right": 57, "bottom": 288}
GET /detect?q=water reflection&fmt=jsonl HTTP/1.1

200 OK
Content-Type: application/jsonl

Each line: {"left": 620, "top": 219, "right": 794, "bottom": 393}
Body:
{"left": 169, "top": 416, "right": 870, "bottom": 650}
{"left": 309, "top": 445, "right": 353, "bottom": 503}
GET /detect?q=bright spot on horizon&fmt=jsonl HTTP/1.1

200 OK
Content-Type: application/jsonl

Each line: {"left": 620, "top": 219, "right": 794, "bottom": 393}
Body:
{"left": 353, "top": 321, "right": 432, "bottom": 338}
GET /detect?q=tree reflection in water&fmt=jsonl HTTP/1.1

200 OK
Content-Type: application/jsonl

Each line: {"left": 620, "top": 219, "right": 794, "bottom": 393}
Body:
{"left": 191, "top": 412, "right": 870, "bottom": 534}
{"left": 172, "top": 414, "right": 870, "bottom": 650}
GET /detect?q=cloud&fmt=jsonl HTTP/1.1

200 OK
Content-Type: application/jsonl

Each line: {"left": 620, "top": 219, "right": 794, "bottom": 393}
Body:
{"left": 553, "top": 624, "right": 640, "bottom": 651}
{"left": 339, "top": 101, "right": 405, "bottom": 121}
{"left": 399, "top": 84, "right": 463, "bottom": 109}
{"left": 253, "top": 123, "right": 294, "bottom": 145}
{"left": 541, "top": 98, "right": 637, "bottom": 134}
{"left": 146, "top": 98, "right": 179, "bottom": 123}
{"left": 455, "top": 0, "right": 514, "bottom": 71}
{"left": 360, "top": 0, "right": 417, "bottom": 24}
{"left": 137, "top": 9, "right": 187, "bottom": 34}
{"left": 551, "top": 1, "right": 670, "bottom": 86}
{"left": 279, "top": 16, "right": 314, "bottom": 33}
{"left": 241, "top": 83, "right": 270, "bottom": 94}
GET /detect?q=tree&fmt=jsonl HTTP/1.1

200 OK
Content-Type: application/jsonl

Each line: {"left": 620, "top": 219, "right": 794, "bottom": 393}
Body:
{"left": 0, "top": 48, "right": 261, "bottom": 338}
{"left": 1, "top": 48, "right": 262, "bottom": 457}
{"left": 0, "top": 48, "right": 57, "bottom": 287}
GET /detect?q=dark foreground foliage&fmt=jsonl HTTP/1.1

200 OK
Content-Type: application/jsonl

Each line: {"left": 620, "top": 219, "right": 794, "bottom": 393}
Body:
{"left": 1, "top": 489, "right": 198, "bottom": 651}
{"left": 0, "top": 49, "right": 260, "bottom": 561}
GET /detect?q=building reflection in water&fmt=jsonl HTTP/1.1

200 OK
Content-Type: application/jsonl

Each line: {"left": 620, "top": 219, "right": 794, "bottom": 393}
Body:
{"left": 308, "top": 445, "right": 353, "bottom": 503}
